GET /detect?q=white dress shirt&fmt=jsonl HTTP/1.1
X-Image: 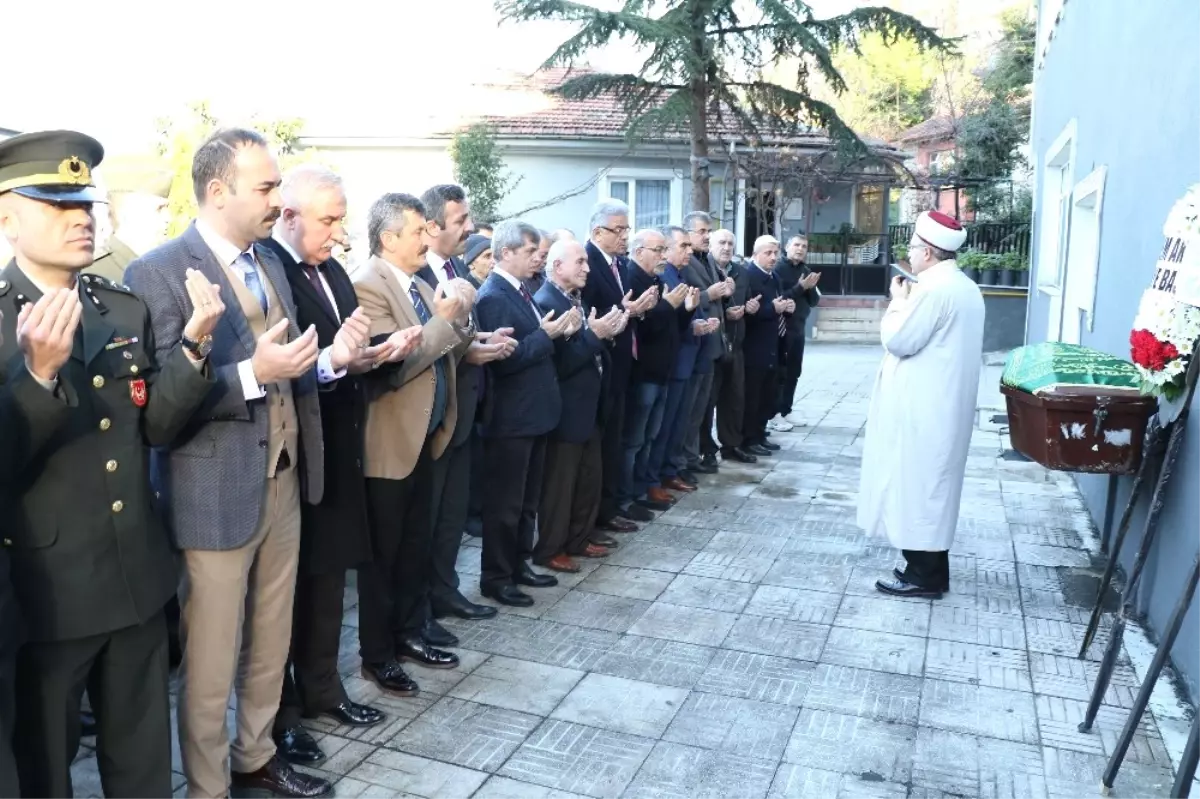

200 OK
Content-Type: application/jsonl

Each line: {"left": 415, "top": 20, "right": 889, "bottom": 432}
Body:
{"left": 195, "top": 220, "right": 341, "bottom": 399}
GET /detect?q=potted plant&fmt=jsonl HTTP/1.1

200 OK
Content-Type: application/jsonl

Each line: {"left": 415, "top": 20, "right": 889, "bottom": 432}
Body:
{"left": 979, "top": 253, "right": 1002, "bottom": 286}
{"left": 1013, "top": 255, "right": 1031, "bottom": 288}
{"left": 957, "top": 250, "right": 983, "bottom": 283}
{"left": 892, "top": 242, "right": 909, "bottom": 263}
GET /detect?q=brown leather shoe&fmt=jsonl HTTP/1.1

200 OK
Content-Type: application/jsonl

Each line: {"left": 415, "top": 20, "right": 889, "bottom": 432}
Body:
{"left": 544, "top": 554, "right": 581, "bottom": 573}
{"left": 579, "top": 543, "right": 611, "bottom": 559}
{"left": 662, "top": 476, "right": 696, "bottom": 493}
{"left": 231, "top": 754, "right": 333, "bottom": 797}
{"left": 647, "top": 487, "right": 677, "bottom": 505}
{"left": 599, "top": 517, "right": 639, "bottom": 533}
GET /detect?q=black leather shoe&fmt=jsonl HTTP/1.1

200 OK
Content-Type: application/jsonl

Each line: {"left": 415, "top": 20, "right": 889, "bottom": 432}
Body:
{"left": 591, "top": 533, "right": 619, "bottom": 548}
{"left": 304, "top": 701, "right": 385, "bottom": 728}
{"left": 80, "top": 709, "right": 97, "bottom": 738}
{"left": 634, "top": 497, "right": 671, "bottom": 512}
{"left": 481, "top": 584, "right": 534, "bottom": 607}
{"left": 677, "top": 471, "right": 700, "bottom": 487}
{"left": 432, "top": 592, "right": 499, "bottom": 620}
{"left": 760, "top": 441, "right": 782, "bottom": 451}
{"left": 722, "top": 447, "right": 757, "bottom": 464}
{"left": 273, "top": 725, "right": 326, "bottom": 765}
{"left": 231, "top": 754, "right": 333, "bottom": 798}
{"left": 700, "top": 453, "right": 720, "bottom": 471}
{"left": 423, "top": 617, "right": 459, "bottom": 647}
{"left": 516, "top": 565, "right": 559, "bottom": 588}
{"left": 875, "top": 577, "right": 943, "bottom": 599}
{"left": 599, "top": 517, "right": 639, "bottom": 533}
{"left": 625, "top": 504, "right": 655, "bottom": 522}
{"left": 692, "top": 460, "right": 718, "bottom": 474}
{"left": 398, "top": 637, "right": 460, "bottom": 669}
{"left": 892, "top": 567, "right": 949, "bottom": 592}
{"left": 361, "top": 659, "right": 419, "bottom": 696}
{"left": 746, "top": 444, "right": 773, "bottom": 457}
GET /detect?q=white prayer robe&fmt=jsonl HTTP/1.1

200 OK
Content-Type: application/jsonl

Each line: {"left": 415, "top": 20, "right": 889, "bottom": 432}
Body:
{"left": 857, "top": 260, "right": 985, "bottom": 552}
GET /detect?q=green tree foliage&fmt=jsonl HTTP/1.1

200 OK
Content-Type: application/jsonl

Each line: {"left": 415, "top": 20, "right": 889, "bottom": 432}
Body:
{"left": 497, "top": 0, "right": 952, "bottom": 213}
{"left": 449, "top": 124, "right": 521, "bottom": 225}
{"left": 832, "top": 32, "right": 938, "bottom": 140}
{"left": 156, "top": 101, "right": 312, "bottom": 237}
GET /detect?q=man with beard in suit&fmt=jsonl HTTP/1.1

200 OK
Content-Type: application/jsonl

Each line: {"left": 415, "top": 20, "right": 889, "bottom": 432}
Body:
{"left": 580, "top": 200, "right": 657, "bottom": 532}
{"left": 264, "top": 166, "right": 420, "bottom": 765}
{"left": 416, "top": 184, "right": 513, "bottom": 641}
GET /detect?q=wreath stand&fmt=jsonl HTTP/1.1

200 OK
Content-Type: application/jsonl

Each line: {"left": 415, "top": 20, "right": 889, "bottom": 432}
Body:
{"left": 1071, "top": 340, "right": 1200, "bottom": 796}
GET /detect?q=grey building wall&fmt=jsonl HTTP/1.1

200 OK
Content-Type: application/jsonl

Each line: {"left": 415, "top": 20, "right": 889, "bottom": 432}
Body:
{"left": 1026, "top": 0, "right": 1199, "bottom": 698}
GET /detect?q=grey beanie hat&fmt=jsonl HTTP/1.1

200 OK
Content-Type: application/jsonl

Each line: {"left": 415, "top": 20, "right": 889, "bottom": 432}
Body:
{"left": 463, "top": 233, "right": 492, "bottom": 267}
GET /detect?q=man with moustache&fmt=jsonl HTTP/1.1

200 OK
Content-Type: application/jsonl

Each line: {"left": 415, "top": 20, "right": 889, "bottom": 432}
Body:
{"left": 522, "top": 230, "right": 550, "bottom": 295}
{"left": 708, "top": 229, "right": 757, "bottom": 464}
{"left": 353, "top": 193, "right": 475, "bottom": 692}
{"left": 416, "top": 184, "right": 511, "bottom": 640}
{"left": 265, "top": 166, "right": 415, "bottom": 765}
{"left": 0, "top": 130, "right": 221, "bottom": 797}
{"left": 581, "top": 200, "right": 657, "bottom": 531}
{"left": 475, "top": 221, "right": 576, "bottom": 606}
{"left": 532, "top": 239, "right": 627, "bottom": 572}
{"left": 771, "top": 234, "right": 821, "bottom": 430}
{"left": 127, "top": 128, "right": 368, "bottom": 798}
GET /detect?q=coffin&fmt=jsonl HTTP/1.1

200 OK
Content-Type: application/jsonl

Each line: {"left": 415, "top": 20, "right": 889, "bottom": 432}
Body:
{"left": 1000, "top": 343, "right": 1156, "bottom": 474}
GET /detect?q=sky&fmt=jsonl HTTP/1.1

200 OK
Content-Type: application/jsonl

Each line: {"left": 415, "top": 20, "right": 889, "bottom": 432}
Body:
{"left": 4, "top": 0, "right": 988, "bottom": 155}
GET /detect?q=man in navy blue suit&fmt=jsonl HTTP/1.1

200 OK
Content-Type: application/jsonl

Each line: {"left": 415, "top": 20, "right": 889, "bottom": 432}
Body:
{"left": 533, "top": 240, "right": 628, "bottom": 573}
{"left": 581, "top": 201, "right": 658, "bottom": 531}
{"left": 474, "top": 221, "right": 576, "bottom": 607}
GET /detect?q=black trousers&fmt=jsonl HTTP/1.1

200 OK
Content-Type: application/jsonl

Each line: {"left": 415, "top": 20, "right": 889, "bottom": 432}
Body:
{"left": 429, "top": 436, "right": 473, "bottom": 608}
{"left": 597, "top": 383, "right": 628, "bottom": 524}
{"left": 468, "top": 426, "right": 485, "bottom": 523}
{"left": 701, "top": 360, "right": 722, "bottom": 457}
{"left": 276, "top": 570, "right": 349, "bottom": 731}
{"left": 359, "top": 444, "right": 435, "bottom": 664}
{"left": 902, "top": 550, "right": 951, "bottom": 590}
{"left": 481, "top": 435, "right": 546, "bottom": 590}
{"left": 1, "top": 648, "right": 17, "bottom": 799}
{"left": 716, "top": 350, "right": 745, "bottom": 450}
{"left": 743, "top": 364, "right": 778, "bottom": 446}
{"left": 776, "top": 332, "right": 806, "bottom": 417}
{"left": 15, "top": 611, "right": 171, "bottom": 799}
{"left": 534, "top": 430, "right": 603, "bottom": 563}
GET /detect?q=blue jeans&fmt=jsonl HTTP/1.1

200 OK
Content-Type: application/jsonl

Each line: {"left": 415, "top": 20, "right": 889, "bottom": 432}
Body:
{"left": 648, "top": 378, "right": 690, "bottom": 485}
{"left": 619, "top": 381, "right": 668, "bottom": 506}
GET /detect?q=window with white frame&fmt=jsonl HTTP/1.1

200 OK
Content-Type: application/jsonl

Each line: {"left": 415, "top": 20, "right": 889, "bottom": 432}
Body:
{"left": 1037, "top": 121, "right": 1076, "bottom": 293}
{"left": 602, "top": 172, "right": 682, "bottom": 230}
{"left": 1060, "top": 166, "right": 1107, "bottom": 344}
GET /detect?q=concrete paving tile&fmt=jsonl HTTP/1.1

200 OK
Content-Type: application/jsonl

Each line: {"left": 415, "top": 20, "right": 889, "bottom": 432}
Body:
{"left": 763, "top": 556, "right": 853, "bottom": 594}
{"left": 448, "top": 656, "right": 585, "bottom": 716}
{"left": 624, "top": 740, "right": 777, "bottom": 799}
{"left": 591, "top": 634, "right": 717, "bottom": 689}
{"left": 627, "top": 601, "right": 738, "bottom": 646}
{"left": 550, "top": 673, "right": 688, "bottom": 738}
{"left": 658, "top": 574, "right": 757, "bottom": 613}
{"left": 782, "top": 708, "right": 917, "bottom": 782}
{"left": 919, "top": 679, "right": 1039, "bottom": 744}
{"left": 743, "top": 584, "right": 843, "bottom": 625}
{"left": 681, "top": 551, "right": 777, "bottom": 582}
{"left": 575, "top": 565, "right": 675, "bottom": 601}
{"left": 541, "top": 591, "right": 653, "bottom": 633}
{"left": 498, "top": 719, "right": 655, "bottom": 797}
{"left": 1042, "top": 746, "right": 1173, "bottom": 798}
{"left": 834, "top": 594, "right": 931, "bottom": 636}
{"left": 344, "top": 749, "right": 488, "bottom": 797}
{"left": 387, "top": 696, "right": 541, "bottom": 773}
{"left": 802, "top": 664, "right": 922, "bottom": 724}
{"left": 662, "top": 691, "right": 799, "bottom": 760}
{"left": 820, "top": 627, "right": 927, "bottom": 677}
{"left": 633, "top": 524, "right": 717, "bottom": 550}
{"left": 695, "top": 649, "right": 815, "bottom": 706}
{"left": 473, "top": 775, "right": 593, "bottom": 799}
{"left": 602, "top": 542, "right": 697, "bottom": 573}
{"left": 723, "top": 614, "right": 830, "bottom": 661}
{"left": 1035, "top": 695, "right": 1171, "bottom": 767}
{"left": 924, "top": 639, "right": 1031, "bottom": 691}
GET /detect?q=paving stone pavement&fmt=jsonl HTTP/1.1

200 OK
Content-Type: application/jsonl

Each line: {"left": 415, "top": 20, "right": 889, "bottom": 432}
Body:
{"left": 68, "top": 344, "right": 1188, "bottom": 798}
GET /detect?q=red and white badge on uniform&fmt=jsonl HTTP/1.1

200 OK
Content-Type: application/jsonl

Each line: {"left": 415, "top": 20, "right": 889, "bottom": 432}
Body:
{"left": 129, "top": 378, "right": 147, "bottom": 407}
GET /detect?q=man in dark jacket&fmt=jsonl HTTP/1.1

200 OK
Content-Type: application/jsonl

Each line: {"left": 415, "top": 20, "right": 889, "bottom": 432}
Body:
{"left": 618, "top": 229, "right": 699, "bottom": 518}
{"left": 475, "top": 221, "right": 574, "bottom": 607}
{"left": 708, "top": 230, "right": 757, "bottom": 464}
{"left": 742, "top": 235, "right": 794, "bottom": 455}
{"left": 772, "top": 235, "right": 821, "bottom": 429}
{"left": 266, "top": 166, "right": 403, "bottom": 765}
{"left": 533, "top": 240, "right": 627, "bottom": 572}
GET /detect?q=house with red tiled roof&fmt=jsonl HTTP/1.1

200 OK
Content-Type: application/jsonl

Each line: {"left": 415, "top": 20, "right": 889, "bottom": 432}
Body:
{"left": 302, "top": 68, "right": 904, "bottom": 288}
{"left": 893, "top": 115, "right": 974, "bottom": 222}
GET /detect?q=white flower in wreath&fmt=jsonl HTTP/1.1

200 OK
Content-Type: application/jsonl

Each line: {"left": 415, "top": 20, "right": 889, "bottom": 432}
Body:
{"left": 1163, "top": 183, "right": 1200, "bottom": 238}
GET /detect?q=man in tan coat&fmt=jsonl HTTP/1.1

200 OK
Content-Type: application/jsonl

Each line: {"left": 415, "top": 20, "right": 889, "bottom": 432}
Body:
{"left": 354, "top": 192, "right": 475, "bottom": 695}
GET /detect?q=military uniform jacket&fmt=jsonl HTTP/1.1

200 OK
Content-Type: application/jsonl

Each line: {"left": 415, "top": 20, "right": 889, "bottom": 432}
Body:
{"left": 0, "top": 263, "right": 215, "bottom": 642}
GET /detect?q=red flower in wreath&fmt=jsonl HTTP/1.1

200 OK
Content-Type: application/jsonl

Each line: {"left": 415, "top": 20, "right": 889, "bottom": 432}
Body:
{"left": 1130, "top": 329, "right": 1180, "bottom": 372}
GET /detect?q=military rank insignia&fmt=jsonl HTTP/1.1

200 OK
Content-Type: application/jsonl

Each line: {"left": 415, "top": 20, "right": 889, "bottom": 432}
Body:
{"left": 129, "top": 378, "right": 147, "bottom": 407}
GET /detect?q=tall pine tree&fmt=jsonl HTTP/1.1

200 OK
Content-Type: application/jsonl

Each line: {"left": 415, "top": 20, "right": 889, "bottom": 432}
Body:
{"left": 497, "top": 0, "right": 952, "bottom": 212}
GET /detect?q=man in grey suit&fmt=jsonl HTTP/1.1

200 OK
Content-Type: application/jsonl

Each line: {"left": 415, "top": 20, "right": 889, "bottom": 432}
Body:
{"left": 126, "top": 128, "right": 368, "bottom": 799}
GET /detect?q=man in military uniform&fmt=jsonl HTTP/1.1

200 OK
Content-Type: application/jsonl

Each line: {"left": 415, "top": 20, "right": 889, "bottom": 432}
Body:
{"left": 0, "top": 305, "right": 26, "bottom": 799}
{"left": 0, "top": 130, "right": 223, "bottom": 797}
{"left": 88, "top": 155, "right": 173, "bottom": 284}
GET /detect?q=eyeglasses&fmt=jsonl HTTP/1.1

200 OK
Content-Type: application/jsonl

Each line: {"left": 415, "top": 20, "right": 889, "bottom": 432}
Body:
{"left": 600, "top": 225, "right": 630, "bottom": 235}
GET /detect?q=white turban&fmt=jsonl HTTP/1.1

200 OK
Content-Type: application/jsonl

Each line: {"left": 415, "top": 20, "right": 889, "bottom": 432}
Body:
{"left": 915, "top": 210, "right": 967, "bottom": 252}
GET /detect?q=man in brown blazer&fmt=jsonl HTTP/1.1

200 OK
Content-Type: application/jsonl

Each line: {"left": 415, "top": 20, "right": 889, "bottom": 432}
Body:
{"left": 353, "top": 193, "right": 475, "bottom": 695}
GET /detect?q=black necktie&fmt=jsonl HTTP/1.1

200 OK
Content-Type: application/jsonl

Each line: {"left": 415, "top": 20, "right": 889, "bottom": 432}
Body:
{"left": 303, "top": 264, "right": 337, "bottom": 320}
{"left": 774, "top": 273, "right": 786, "bottom": 336}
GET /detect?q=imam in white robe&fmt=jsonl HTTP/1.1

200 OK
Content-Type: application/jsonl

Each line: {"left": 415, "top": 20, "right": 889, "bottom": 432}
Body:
{"left": 857, "top": 259, "right": 986, "bottom": 552}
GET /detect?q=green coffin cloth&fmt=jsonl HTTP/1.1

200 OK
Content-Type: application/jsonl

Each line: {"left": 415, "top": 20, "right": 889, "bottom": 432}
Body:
{"left": 1002, "top": 342, "right": 1142, "bottom": 395}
